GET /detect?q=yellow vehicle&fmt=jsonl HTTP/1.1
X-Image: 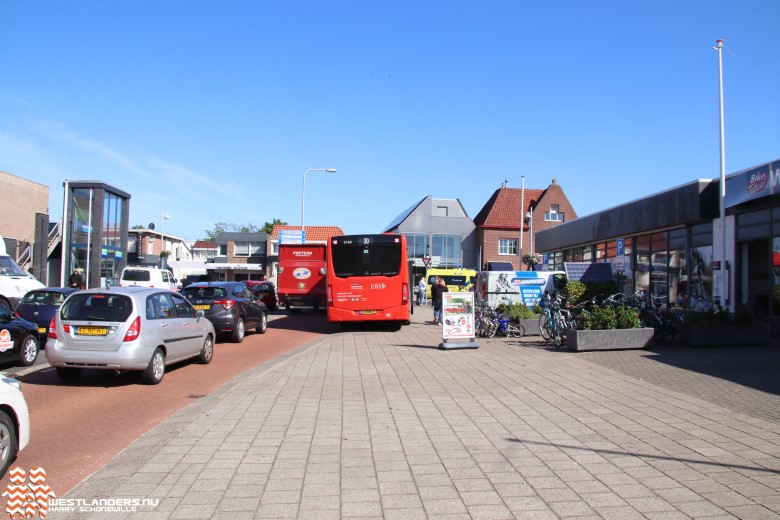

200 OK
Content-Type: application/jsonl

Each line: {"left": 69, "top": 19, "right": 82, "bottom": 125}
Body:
{"left": 425, "top": 268, "right": 477, "bottom": 298}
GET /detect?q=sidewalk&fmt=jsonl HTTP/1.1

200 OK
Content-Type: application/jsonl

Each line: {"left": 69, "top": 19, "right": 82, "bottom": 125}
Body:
{"left": 55, "top": 312, "right": 780, "bottom": 519}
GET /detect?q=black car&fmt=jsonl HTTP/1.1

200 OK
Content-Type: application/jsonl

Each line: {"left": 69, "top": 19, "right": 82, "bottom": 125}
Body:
{"left": 15, "top": 288, "right": 79, "bottom": 342}
{"left": 0, "top": 306, "right": 40, "bottom": 367}
{"left": 180, "top": 282, "right": 267, "bottom": 343}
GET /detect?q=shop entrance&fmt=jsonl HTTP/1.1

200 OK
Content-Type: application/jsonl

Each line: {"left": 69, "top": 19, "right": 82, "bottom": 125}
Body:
{"left": 741, "top": 239, "right": 771, "bottom": 324}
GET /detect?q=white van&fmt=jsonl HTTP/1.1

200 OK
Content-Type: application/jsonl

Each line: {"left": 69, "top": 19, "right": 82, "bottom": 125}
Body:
{"left": 475, "top": 270, "right": 566, "bottom": 308}
{"left": 0, "top": 235, "right": 45, "bottom": 310}
{"left": 119, "top": 266, "right": 178, "bottom": 291}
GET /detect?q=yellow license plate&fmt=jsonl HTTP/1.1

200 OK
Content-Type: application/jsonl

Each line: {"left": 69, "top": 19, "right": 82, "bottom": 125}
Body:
{"left": 38, "top": 327, "right": 47, "bottom": 334}
{"left": 358, "top": 310, "right": 377, "bottom": 315}
{"left": 76, "top": 326, "right": 107, "bottom": 336}
{"left": 193, "top": 304, "right": 210, "bottom": 311}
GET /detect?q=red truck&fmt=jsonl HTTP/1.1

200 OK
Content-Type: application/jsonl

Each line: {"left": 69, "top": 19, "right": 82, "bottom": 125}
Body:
{"left": 277, "top": 243, "right": 327, "bottom": 313}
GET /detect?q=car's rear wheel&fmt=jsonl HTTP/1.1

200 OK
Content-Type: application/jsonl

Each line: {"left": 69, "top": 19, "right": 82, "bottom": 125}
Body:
{"left": 197, "top": 335, "right": 214, "bottom": 364}
{"left": 55, "top": 367, "right": 82, "bottom": 381}
{"left": 232, "top": 318, "right": 245, "bottom": 343}
{"left": 256, "top": 312, "right": 267, "bottom": 334}
{"left": 18, "top": 335, "right": 39, "bottom": 367}
{"left": 0, "top": 411, "right": 18, "bottom": 478}
{"left": 141, "top": 348, "right": 165, "bottom": 385}
{"left": 0, "top": 299, "right": 10, "bottom": 312}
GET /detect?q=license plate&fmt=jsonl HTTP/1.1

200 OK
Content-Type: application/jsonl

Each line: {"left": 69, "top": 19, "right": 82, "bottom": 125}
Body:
{"left": 38, "top": 327, "right": 47, "bottom": 334}
{"left": 76, "top": 326, "right": 107, "bottom": 336}
{"left": 193, "top": 304, "right": 210, "bottom": 311}
{"left": 358, "top": 310, "right": 377, "bottom": 315}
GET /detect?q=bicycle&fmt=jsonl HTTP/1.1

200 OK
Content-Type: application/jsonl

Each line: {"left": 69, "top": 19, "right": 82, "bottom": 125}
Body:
{"left": 539, "top": 293, "right": 567, "bottom": 347}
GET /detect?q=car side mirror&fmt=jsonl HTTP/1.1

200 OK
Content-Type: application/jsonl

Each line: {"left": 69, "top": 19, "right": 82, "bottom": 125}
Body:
{"left": 195, "top": 310, "right": 205, "bottom": 319}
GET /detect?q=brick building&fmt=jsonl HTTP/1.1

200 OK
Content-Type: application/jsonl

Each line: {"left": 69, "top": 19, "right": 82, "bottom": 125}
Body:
{"left": 473, "top": 179, "right": 577, "bottom": 270}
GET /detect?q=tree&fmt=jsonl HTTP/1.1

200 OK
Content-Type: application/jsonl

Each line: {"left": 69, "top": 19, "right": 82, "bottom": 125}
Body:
{"left": 131, "top": 224, "right": 145, "bottom": 229}
{"left": 262, "top": 218, "right": 288, "bottom": 234}
{"left": 204, "top": 222, "right": 261, "bottom": 241}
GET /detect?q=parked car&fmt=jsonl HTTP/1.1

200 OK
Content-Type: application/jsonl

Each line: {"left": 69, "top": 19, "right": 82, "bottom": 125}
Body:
{"left": 245, "top": 280, "right": 278, "bottom": 311}
{"left": 0, "top": 375, "right": 30, "bottom": 477}
{"left": 180, "top": 282, "right": 267, "bottom": 343}
{"left": 119, "top": 266, "right": 178, "bottom": 291}
{"left": 45, "top": 287, "right": 215, "bottom": 385}
{"left": 0, "top": 306, "right": 40, "bottom": 367}
{"left": 15, "top": 287, "right": 79, "bottom": 343}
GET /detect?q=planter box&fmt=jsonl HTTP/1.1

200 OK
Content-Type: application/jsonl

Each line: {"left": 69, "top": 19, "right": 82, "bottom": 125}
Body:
{"left": 680, "top": 325, "right": 769, "bottom": 347}
{"left": 566, "top": 328, "right": 654, "bottom": 352}
{"left": 518, "top": 317, "right": 541, "bottom": 336}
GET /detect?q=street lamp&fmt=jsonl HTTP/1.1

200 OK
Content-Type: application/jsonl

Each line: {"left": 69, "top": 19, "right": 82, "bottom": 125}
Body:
{"left": 301, "top": 168, "right": 336, "bottom": 240}
{"left": 161, "top": 212, "right": 170, "bottom": 267}
{"left": 525, "top": 207, "right": 534, "bottom": 269}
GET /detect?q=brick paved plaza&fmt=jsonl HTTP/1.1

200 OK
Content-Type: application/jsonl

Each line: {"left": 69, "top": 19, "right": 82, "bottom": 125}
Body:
{"left": 56, "top": 312, "right": 780, "bottom": 519}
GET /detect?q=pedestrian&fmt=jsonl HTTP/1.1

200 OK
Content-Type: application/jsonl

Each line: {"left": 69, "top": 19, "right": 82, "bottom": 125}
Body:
{"left": 430, "top": 278, "right": 441, "bottom": 324}
{"left": 417, "top": 276, "right": 426, "bottom": 306}
{"left": 69, "top": 268, "right": 85, "bottom": 290}
{"left": 436, "top": 278, "right": 449, "bottom": 324}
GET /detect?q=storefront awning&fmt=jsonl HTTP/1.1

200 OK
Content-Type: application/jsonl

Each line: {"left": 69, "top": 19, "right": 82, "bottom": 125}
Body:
{"left": 205, "top": 263, "right": 264, "bottom": 271}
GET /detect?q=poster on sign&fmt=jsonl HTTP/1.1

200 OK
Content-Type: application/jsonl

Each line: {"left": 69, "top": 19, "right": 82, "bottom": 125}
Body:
{"left": 439, "top": 292, "right": 478, "bottom": 349}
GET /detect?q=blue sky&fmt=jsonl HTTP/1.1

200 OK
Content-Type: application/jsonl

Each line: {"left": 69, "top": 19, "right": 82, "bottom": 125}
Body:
{"left": 1, "top": 1, "right": 778, "bottom": 240}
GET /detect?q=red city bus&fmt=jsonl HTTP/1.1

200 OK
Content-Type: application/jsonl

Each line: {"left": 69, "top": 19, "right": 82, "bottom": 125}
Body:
{"left": 326, "top": 234, "right": 411, "bottom": 325}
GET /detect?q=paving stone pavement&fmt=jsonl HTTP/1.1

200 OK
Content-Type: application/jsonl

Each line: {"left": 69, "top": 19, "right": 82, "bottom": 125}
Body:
{"left": 52, "top": 313, "right": 780, "bottom": 519}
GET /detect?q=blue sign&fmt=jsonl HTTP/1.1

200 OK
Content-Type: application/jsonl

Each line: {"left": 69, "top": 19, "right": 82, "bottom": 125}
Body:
{"left": 279, "top": 230, "right": 305, "bottom": 244}
{"left": 616, "top": 238, "right": 625, "bottom": 256}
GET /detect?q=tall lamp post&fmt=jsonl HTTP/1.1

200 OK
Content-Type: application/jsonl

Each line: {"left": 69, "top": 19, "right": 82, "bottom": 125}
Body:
{"left": 525, "top": 206, "right": 534, "bottom": 269}
{"left": 301, "top": 168, "right": 336, "bottom": 241}
{"left": 161, "top": 212, "right": 170, "bottom": 268}
{"left": 714, "top": 39, "right": 728, "bottom": 308}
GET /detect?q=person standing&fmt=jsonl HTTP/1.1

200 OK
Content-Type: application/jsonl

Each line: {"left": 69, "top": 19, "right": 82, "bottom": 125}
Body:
{"left": 69, "top": 268, "right": 85, "bottom": 290}
{"left": 430, "top": 277, "right": 443, "bottom": 324}
{"left": 436, "top": 278, "right": 449, "bottom": 324}
{"left": 417, "top": 276, "right": 426, "bottom": 306}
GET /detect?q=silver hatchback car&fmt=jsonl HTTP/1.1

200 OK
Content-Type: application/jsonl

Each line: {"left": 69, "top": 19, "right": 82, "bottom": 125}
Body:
{"left": 46, "top": 287, "right": 215, "bottom": 384}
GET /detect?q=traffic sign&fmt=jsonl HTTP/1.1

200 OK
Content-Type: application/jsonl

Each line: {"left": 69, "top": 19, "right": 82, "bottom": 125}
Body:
{"left": 422, "top": 257, "right": 432, "bottom": 267}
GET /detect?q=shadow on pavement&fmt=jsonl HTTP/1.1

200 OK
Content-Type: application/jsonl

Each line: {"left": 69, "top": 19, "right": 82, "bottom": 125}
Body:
{"left": 508, "top": 438, "right": 780, "bottom": 475}
{"left": 642, "top": 343, "right": 780, "bottom": 396}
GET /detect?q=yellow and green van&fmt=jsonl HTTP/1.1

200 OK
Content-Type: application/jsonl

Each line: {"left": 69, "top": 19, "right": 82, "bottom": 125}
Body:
{"left": 424, "top": 268, "right": 478, "bottom": 298}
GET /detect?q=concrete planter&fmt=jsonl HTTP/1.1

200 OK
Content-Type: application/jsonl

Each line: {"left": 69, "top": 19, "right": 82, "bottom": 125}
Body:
{"left": 680, "top": 325, "right": 769, "bottom": 347}
{"left": 566, "top": 328, "right": 654, "bottom": 352}
{"left": 518, "top": 317, "right": 541, "bottom": 336}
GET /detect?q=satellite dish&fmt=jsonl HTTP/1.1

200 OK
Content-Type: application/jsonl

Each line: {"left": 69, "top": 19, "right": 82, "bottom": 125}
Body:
{"left": 149, "top": 223, "right": 155, "bottom": 230}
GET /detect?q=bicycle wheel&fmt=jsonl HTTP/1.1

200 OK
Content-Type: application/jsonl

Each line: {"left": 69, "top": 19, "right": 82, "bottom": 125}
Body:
{"left": 539, "top": 313, "right": 552, "bottom": 342}
{"left": 507, "top": 323, "right": 525, "bottom": 338}
{"left": 553, "top": 326, "right": 563, "bottom": 347}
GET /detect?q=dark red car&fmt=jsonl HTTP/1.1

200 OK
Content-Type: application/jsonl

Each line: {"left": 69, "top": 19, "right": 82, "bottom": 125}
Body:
{"left": 245, "top": 281, "right": 278, "bottom": 311}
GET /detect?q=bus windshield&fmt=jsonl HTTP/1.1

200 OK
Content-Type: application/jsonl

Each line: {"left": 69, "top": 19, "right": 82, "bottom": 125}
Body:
{"left": 331, "top": 242, "right": 402, "bottom": 278}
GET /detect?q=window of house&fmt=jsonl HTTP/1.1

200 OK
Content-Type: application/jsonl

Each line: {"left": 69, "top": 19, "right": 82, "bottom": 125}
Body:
{"left": 147, "top": 236, "right": 155, "bottom": 255}
{"left": 219, "top": 244, "right": 228, "bottom": 256}
{"left": 498, "top": 239, "right": 518, "bottom": 255}
{"left": 545, "top": 204, "right": 564, "bottom": 222}
{"left": 234, "top": 241, "right": 265, "bottom": 257}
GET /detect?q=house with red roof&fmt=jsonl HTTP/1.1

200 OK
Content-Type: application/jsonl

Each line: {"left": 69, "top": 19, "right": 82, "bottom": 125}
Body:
{"left": 473, "top": 179, "right": 577, "bottom": 271}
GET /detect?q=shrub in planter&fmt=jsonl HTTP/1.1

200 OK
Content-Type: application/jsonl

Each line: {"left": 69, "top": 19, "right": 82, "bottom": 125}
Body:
{"left": 564, "top": 280, "right": 587, "bottom": 305}
{"left": 496, "top": 302, "right": 536, "bottom": 322}
{"left": 581, "top": 305, "right": 641, "bottom": 330}
{"left": 685, "top": 305, "right": 752, "bottom": 326}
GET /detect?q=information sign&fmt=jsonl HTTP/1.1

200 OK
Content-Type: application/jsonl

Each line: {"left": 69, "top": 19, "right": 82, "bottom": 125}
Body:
{"left": 279, "top": 230, "right": 305, "bottom": 244}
